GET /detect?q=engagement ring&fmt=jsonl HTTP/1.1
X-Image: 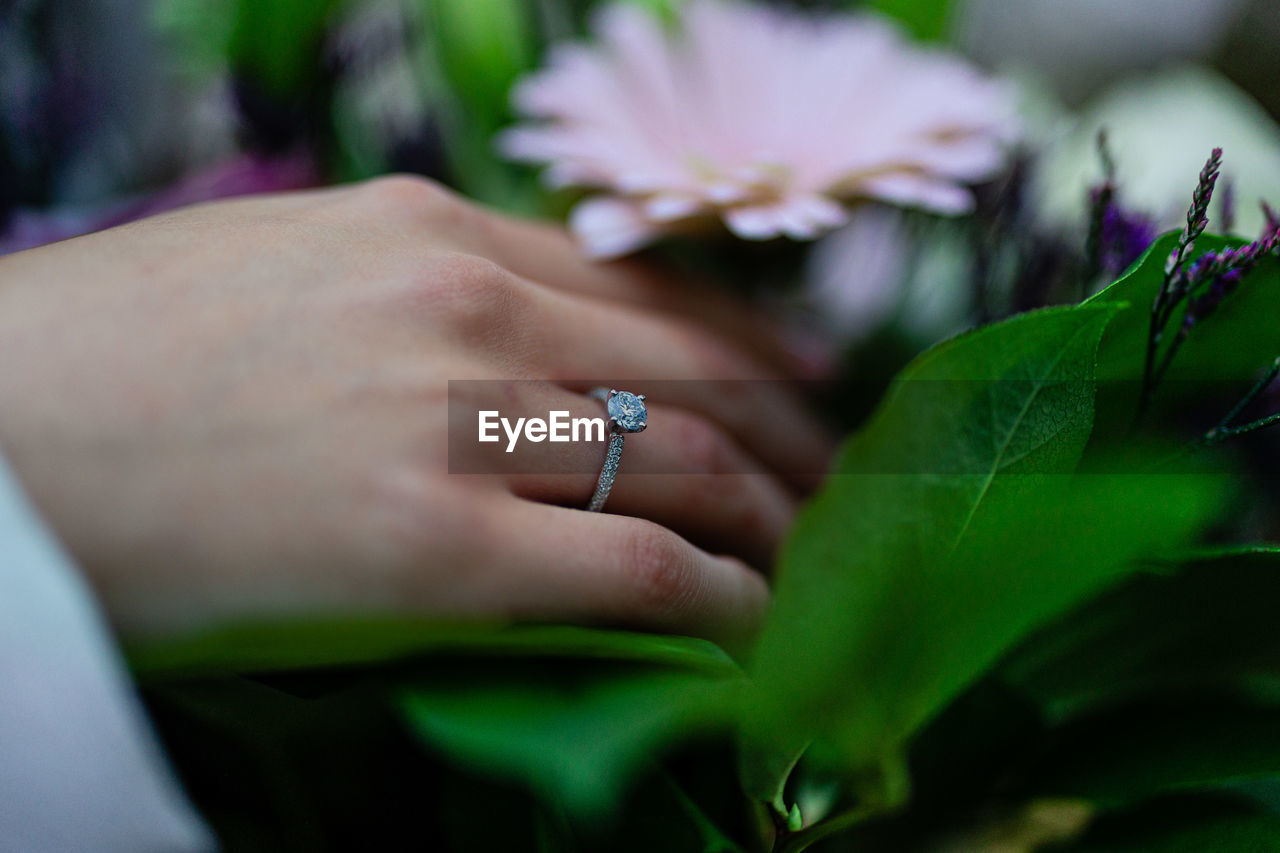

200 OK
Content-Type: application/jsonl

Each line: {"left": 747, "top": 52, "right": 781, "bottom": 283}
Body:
{"left": 585, "top": 388, "right": 646, "bottom": 512}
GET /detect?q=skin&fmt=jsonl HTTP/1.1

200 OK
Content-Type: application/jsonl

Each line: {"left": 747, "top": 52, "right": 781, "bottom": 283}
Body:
{"left": 0, "top": 176, "right": 833, "bottom": 644}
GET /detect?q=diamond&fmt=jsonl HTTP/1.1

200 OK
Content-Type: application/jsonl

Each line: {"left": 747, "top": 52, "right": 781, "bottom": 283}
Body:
{"left": 607, "top": 390, "right": 647, "bottom": 433}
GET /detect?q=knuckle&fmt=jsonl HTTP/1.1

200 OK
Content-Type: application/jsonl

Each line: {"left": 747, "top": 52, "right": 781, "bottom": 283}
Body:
{"left": 674, "top": 413, "right": 737, "bottom": 476}
{"left": 360, "top": 173, "right": 455, "bottom": 215}
{"left": 360, "top": 174, "right": 489, "bottom": 240}
{"left": 618, "top": 523, "right": 704, "bottom": 619}
{"left": 673, "top": 324, "right": 747, "bottom": 380}
{"left": 412, "top": 252, "right": 532, "bottom": 330}
{"left": 436, "top": 252, "right": 514, "bottom": 295}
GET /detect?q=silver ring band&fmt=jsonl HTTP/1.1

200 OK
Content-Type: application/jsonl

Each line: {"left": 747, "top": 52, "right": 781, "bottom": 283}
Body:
{"left": 585, "top": 387, "right": 647, "bottom": 512}
{"left": 586, "top": 432, "right": 625, "bottom": 512}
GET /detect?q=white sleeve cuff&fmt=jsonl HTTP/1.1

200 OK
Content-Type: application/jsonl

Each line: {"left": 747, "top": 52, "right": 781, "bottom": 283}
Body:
{"left": 0, "top": 450, "right": 216, "bottom": 853}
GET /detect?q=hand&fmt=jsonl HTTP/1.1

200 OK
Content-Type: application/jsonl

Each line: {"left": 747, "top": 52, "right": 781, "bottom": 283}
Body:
{"left": 0, "top": 177, "right": 832, "bottom": 643}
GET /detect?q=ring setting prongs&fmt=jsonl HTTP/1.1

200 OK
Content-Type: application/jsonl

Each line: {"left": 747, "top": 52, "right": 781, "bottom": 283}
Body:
{"left": 604, "top": 389, "right": 647, "bottom": 434}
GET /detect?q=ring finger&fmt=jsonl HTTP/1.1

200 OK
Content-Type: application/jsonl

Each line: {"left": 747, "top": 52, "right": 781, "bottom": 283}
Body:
{"left": 453, "top": 380, "right": 797, "bottom": 569}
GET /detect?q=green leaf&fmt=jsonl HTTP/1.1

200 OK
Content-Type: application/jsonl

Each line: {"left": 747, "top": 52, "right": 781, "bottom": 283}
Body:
{"left": 747, "top": 303, "right": 1225, "bottom": 782}
{"left": 127, "top": 620, "right": 740, "bottom": 680}
{"left": 417, "top": 0, "right": 533, "bottom": 130}
{"left": 1060, "top": 794, "right": 1280, "bottom": 852}
{"left": 618, "top": 0, "right": 688, "bottom": 26}
{"left": 143, "top": 674, "right": 557, "bottom": 850}
{"left": 400, "top": 670, "right": 744, "bottom": 818}
{"left": 737, "top": 733, "right": 807, "bottom": 812}
{"left": 660, "top": 773, "right": 748, "bottom": 853}
{"left": 228, "top": 0, "right": 343, "bottom": 97}
{"left": 410, "top": 0, "right": 546, "bottom": 211}
{"left": 154, "top": 0, "right": 342, "bottom": 98}
{"left": 1086, "top": 231, "right": 1280, "bottom": 437}
{"left": 1025, "top": 697, "right": 1280, "bottom": 809}
{"left": 151, "top": 0, "right": 238, "bottom": 84}
{"left": 868, "top": 0, "right": 954, "bottom": 41}
{"left": 905, "top": 679, "right": 1044, "bottom": 814}
{"left": 1001, "top": 547, "right": 1280, "bottom": 719}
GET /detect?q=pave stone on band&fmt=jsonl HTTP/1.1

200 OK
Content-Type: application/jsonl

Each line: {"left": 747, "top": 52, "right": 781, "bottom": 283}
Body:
{"left": 585, "top": 388, "right": 647, "bottom": 512}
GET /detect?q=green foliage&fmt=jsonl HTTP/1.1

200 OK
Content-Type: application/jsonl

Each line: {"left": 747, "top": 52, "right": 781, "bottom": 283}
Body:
{"left": 748, "top": 304, "right": 1221, "bottom": 784}
{"left": 1059, "top": 795, "right": 1280, "bottom": 852}
{"left": 866, "top": 0, "right": 953, "bottom": 41}
{"left": 409, "top": 0, "right": 546, "bottom": 211}
{"left": 1000, "top": 547, "right": 1280, "bottom": 719}
{"left": 737, "top": 733, "right": 808, "bottom": 815}
{"left": 227, "top": 0, "right": 344, "bottom": 97}
{"left": 151, "top": 0, "right": 238, "bottom": 84}
{"left": 1026, "top": 697, "right": 1280, "bottom": 807}
{"left": 402, "top": 670, "right": 744, "bottom": 817}
{"left": 416, "top": 0, "right": 533, "bottom": 132}
{"left": 152, "top": 0, "right": 341, "bottom": 95}
{"left": 128, "top": 621, "right": 738, "bottom": 681}
{"left": 619, "top": 0, "right": 688, "bottom": 25}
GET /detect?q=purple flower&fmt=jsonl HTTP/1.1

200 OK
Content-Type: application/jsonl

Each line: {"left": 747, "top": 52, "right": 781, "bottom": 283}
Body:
{"left": 1097, "top": 199, "right": 1158, "bottom": 275}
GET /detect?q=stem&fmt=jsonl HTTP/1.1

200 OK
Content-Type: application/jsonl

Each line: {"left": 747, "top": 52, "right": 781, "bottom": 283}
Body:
{"left": 1212, "top": 410, "right": 1280, "bottom": 443}
{"left": 1138, "top": 297, "right": 1165, "bottom": 421}
{"left": 1164, "top": 356, "right": 1280, "bottom": 464}
{"left": 1139, "top": 268, "right": 1193, "bottom": 422}
{"left": 1216, "top": 356, "right": 1280, "bottom": 432}
{"left": 773, "top": 804, "right": 880, "bottom": 853}
{"left": 1148, "top": 322, "right": 1191, "bottom": 401}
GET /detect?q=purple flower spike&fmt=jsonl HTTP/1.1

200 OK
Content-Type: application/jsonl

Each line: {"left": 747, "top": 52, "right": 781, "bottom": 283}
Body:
{"left": 1166, "top": 147, "right": 1223, "bottom": 280}
{"left": 1098, "top": 202, "right": 1157, "bottom": 275}
{"left": 1083, "top": 133, "right": 1156, "bottom": 280}
{"left": 1220, "top": 178, "right": 1236, "bottom": 234}
{"left": 1263, "top": 201, "right": 1280, "bottom": 234}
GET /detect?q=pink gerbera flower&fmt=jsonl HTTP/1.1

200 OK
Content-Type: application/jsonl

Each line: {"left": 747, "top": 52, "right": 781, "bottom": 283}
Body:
{"left": 500, "top": 0, "right": 1019, "bottom": 258}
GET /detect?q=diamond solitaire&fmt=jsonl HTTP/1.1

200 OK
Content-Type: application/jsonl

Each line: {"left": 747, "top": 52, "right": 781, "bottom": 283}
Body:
{"left": 606, "top": 390, "right": 648, "bottom": 433}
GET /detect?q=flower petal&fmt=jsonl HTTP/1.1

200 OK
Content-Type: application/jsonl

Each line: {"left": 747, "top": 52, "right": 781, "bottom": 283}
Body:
{"left": 805, "top": 204, "right": 910, "bottom": 337}
{"left": 724, "top": 204, "right": 786, "bottom": 240}
{"left": 569, "top": 197, "right": 660, "bottom": 259}
{"left": 643, "top": 193, "right": 705, "bottom": 221}
{"left": 858, "top": 173, "right": 976, "bottom": 215}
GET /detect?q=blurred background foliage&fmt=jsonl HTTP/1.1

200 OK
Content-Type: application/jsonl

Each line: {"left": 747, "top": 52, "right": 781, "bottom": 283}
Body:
{"left": 6, "top": 0, "right": 1280, "bottom": 215}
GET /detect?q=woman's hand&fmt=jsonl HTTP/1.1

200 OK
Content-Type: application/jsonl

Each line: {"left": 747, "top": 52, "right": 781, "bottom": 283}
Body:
{"left": 0, "top": 177, "right": 832, "bottom": 643}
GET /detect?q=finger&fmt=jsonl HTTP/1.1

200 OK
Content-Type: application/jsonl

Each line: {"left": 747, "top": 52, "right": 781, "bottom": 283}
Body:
{"left": 452, "top": 381, "right": 797, "bottom": 568}
{"left": 526, "top": 289, "right": 836, "bottom": 491}
{"left": 417, "top": 252, "right": 834, "bottom": 491}
{"left": 340, "top": 175, "right": 827, "bottom": 378}
{"left": 465, "top": 206, "right": 823, "bottom": 378}
{"left": 487, "top": 496, "right": 771, "bottom": 644}
{"left": 510, "top": 398, "right": 798, "bottom": 570}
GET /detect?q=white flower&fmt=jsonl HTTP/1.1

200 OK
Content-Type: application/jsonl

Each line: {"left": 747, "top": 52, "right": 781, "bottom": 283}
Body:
{"left": 499, "top": 0, "right": 1018, "bottom": 258}
{"left": 1037, "top": 66, "right": 1280, "bottom": 238}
